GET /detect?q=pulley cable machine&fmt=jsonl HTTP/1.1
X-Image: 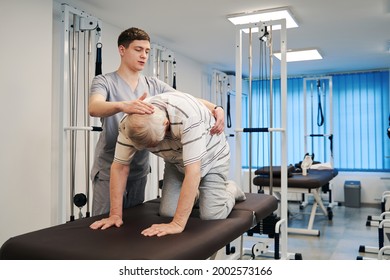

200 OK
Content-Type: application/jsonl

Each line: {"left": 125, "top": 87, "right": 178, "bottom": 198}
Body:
{"left": 60, "top": 4, "right": 102, "bottom": 221}
{"left": 211, "top": 71, "right": 236, "bottom": 130}
{"left": 211, "top": 70, "right": 237, "bottom": 180}
{"left": 148, "top": 44, "right": 176, "bottom": 198}
{"left": 302, "top": 76, "right": 335, "bottom": 208}
{"left": 303, "top": 77, "right": 334, "bottom": 167}
{"left": 234, "top": 19, "right": 295, "bottom": 259}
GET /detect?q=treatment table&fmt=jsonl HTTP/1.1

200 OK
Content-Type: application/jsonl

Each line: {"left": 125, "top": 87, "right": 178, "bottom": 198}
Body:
{"left": 253, "top": 167, "right": 338, "bottom": 236}
{"left": 0, "top": 193, "right": 277, "bottom": 260}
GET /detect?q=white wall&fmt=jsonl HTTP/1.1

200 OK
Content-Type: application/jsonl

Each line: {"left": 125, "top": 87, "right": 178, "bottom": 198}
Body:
{"left": 170, "top": 52, "right": 206, "bottom": 96}
{"left": 0, "top": 0, "right": 53, "bottom": 246}
{"left": 331, "top": 172, "right": 390, "bottom": 204}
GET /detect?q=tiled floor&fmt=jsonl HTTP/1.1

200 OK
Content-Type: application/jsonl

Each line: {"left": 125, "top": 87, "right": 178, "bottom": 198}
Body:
{"left": 243, "top": 199, "right": 386, "bottom": 260}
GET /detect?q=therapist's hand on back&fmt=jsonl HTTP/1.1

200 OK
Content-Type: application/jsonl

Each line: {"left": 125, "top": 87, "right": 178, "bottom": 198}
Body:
{"left": 90, "top": 214, "right": 123, "bottom": 230}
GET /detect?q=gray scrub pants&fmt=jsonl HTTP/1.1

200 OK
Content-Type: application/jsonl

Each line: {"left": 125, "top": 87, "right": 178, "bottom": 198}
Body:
{"left": 159, "top": 160, "right": 235, "bottom": 220}
{"left": 92, "top": 173, "right": 146, "bottom": 216}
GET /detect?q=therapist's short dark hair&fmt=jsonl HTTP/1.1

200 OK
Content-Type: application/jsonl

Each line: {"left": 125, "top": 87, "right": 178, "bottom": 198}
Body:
{"left": 118, "top": 27, "right": 150, "bottom": 48}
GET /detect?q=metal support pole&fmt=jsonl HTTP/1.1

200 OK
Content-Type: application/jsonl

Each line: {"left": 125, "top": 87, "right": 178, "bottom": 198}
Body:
{"left": 279, "top": 19, "right": 288, "bottom": 259}
{"left": 234, "top": 29, "right": 243, "bottom": 188}
{"left": 248, "top": 27, "right": 253, "bottom": 193}
{"left": 69, "top": 13, "right": 78, "bottom": 221}
{"left": 268, "top": 26, "right": 274, "bottom": 195}
{"left": 84, "top": 30, "right": 92, "bottom": 217}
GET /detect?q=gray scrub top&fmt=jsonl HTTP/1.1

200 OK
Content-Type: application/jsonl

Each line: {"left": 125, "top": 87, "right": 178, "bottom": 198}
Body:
{"left": 90, "top": 72, "right": 175, "bottom": 181}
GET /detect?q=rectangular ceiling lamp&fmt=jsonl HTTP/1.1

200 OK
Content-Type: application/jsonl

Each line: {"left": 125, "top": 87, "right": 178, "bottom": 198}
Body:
{"left": 227, "top": 7, "right": 298, "bottom": 31}
{"left": 274, "top": 49, "right": 322, "bottom": 62}
{"left": 274, "top": 49, "right": 323, "bottom": 62}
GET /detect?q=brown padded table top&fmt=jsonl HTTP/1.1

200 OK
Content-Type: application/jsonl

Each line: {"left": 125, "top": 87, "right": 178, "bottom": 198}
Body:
{"left": 0, "top": 193, "right": 277, "bottom": 260}
{"left": 253, "top": 169, "right": 338, "bottom": 189}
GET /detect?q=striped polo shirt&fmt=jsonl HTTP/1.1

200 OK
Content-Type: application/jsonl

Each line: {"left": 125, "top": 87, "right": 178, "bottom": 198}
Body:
{"left": 114, "top": 91, "right": 230, "bottom": 177}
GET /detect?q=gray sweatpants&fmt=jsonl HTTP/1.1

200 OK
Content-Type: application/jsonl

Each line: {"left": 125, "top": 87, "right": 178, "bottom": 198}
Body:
{"left": 92, "top": 173, "right": 146, "bottom": 216}
{"left": 159, "top": 161, "right": 235, "bottom": 220}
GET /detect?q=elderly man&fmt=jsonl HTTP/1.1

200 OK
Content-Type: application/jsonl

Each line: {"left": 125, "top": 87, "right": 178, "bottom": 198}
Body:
{"left": 90, "top": 91, "right": 245, "bottom": 236}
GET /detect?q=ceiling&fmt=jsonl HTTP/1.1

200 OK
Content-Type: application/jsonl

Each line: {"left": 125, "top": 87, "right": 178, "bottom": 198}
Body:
{"left": 62, "top": 0, "right": 390, "bottom": 77}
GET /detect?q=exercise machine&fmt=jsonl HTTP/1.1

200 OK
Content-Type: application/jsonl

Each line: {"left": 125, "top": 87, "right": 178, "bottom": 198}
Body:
{"left": 60, "top": 4, "right": 103, "bottom": 221}
{"left": 233, "top": 19, "right": 302, "bottom": 259}
{"left": 146, "top": 44, "right": 176, "bottom": 200}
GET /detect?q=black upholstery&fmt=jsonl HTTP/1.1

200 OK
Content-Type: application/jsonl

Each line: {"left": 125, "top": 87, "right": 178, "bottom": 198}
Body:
{"left": 253, "top": 169, "right": 338, "bottom": 190}
{"left": 0, "top": 193, "right": 277, "bottom": 260}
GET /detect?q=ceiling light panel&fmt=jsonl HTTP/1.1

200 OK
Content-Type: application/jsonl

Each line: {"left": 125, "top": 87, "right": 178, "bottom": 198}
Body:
{"left": 274, "top": 49, "right": 323, "bottom": 62}
{"left": 227, "top": 7, "right": 298, "bottom": 30}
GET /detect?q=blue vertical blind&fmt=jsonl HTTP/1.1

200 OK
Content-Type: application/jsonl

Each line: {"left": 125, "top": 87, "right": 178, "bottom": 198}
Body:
{"left": 242, "top": 70, "right": 390, "bottom": 171}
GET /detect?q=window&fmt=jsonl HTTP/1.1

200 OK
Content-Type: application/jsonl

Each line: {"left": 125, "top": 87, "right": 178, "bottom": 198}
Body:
{"left": 242, "top": 70, "right": 389, "bottom": 171}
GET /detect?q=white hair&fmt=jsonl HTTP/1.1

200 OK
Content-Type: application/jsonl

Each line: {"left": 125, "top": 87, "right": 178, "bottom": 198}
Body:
{"left": 124, "top": 106, "right": 167, "bottom": 149}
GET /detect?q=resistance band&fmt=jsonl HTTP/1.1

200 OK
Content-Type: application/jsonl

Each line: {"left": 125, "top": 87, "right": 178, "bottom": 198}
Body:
{"left": 328, "top": 134, "right": 333, "bottom": 157}
{"left": 95, "top": 42, "right": 102, "bottom": 76}
{"left": 172, "top": 73, "right": 176, "bottom": 89}
{"left": 226, "top": 91, "right": 231, "bottom": 128}
{"left": 172, "top": 60, "right": 177, "bottom": 89}
{"left": 388, "top": 114, "right": 390, "bottom": 139}
{"left": 316, "top": 80, "right": 324, "bottom": 127}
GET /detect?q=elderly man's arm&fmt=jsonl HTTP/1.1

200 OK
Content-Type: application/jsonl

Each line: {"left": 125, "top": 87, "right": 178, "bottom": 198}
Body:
{"left": 141, "top": 161, "right": 201, "bottom": 237}
{"left": 89, "top": 162, "right": 129, "bottom": 230}
{"left": 197, "top": 98, "right": 225, "bottom": 135}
